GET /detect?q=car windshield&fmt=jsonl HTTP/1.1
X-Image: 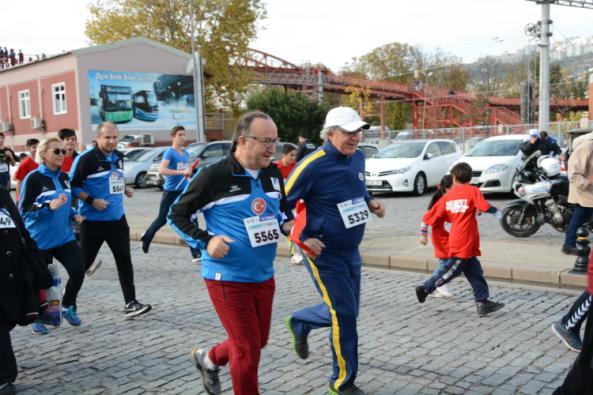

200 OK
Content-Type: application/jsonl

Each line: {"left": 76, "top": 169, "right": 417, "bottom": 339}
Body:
{"left": 188, "top": 144, "right": 207, "bottom": 160}
{"left": 466, "top": 139, "right": 522, "bottom": 157}
{"left": 376, "top": 142, "right": 425, "bottom": 159}
{"left": 124, "top": 149, "right": 148, "bottom": 161}
{"left": 134, "top": 150, "right": 159, "bottom": 162}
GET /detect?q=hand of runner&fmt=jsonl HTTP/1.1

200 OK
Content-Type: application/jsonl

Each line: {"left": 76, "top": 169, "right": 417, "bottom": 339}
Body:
{"left": 207, "top": 235, "right": 235, "bottom": 259}
{"left": 369, "top": 199, "right": 385, "bottom": 218}
{"left": 49, "top": 193, "right": 67, "bottom": 210}
{"left": 124, "top": 187, "right": 134, "bottom": 198}
{"left": 92, "top": 198, "right": 109, "bottom": 211}
{"left": 282, "top": 220, "right": 294, "bottom": 235}
{"left": 419, "top": 234, "right": 428, "bottom": 245}
{"left": 303, "top": 238, "right": 325, "bottom": 257}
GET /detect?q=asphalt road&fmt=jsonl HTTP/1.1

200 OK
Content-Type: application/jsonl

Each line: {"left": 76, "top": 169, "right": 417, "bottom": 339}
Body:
{"left": 126, "top": 187, "right": 564, "bottom": 245}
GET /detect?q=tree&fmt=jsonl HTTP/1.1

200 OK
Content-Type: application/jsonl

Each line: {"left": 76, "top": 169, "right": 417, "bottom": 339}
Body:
{"left": 85, "top": 0, "right": 266, "bottom": 110}
{"left": 246, "top": 88, "right": 328, "bottom": 144}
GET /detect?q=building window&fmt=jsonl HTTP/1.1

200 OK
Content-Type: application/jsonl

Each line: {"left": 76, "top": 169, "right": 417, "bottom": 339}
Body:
{"left": 18, "top": 90, "right": 31, "bottom": 119}
{"left": 52, "top": 83, "right": 67, "bottom": 115}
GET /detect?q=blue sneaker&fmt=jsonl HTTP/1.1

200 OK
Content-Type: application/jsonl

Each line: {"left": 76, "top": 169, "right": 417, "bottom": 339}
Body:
{"left": 31, "top": 322, "right": 48, "bottom": 335}
{"left": 62, "top": 306, "right": 81, "bottom": 326}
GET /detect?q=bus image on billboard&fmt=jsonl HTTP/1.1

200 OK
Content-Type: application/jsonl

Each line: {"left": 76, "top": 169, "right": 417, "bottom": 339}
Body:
{"left": 99, "top": 85, "right": 133, "bottom": 123}
{"left": 132, "top": 90, "right": 159, "bottom": 122}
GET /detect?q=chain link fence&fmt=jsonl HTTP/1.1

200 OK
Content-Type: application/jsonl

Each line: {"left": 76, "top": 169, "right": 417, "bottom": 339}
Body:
{"left": 362, "top": 121, "right": 591, "bottom": 153}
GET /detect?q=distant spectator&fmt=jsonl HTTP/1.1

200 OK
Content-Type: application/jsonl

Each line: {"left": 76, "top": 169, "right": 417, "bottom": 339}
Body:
{"left": 9, "top": 49, "right": 16, "bottom": 66}
{"left": 295, "top": 132, "right": 317, "bottom": 162}
{"left": 0, "top": 132, "right": 16, "bottom": 190}
{"left": 17, "top": 50, "right": 23, "bottom": 64}
{"left": 276, "top": 144, "right": 297, "bottom": 180}
{"left": 14, "top": 138, "right": 39, "bottom": 203}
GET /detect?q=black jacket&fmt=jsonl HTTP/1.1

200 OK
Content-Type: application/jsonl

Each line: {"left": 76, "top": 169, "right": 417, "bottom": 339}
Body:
{"left": 0, "top": 188, "right": 50, "bottom": 326}
{"left": 520, "top": 138, "right": 561, "bottom": 158}
{"left": 296, "top": 139, "right": 317, "bottom": 162}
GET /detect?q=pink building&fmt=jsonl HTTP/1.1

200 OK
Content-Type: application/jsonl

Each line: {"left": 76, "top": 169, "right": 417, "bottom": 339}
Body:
{"left": 0, "top": 37, "right": 202, "bottom": 150}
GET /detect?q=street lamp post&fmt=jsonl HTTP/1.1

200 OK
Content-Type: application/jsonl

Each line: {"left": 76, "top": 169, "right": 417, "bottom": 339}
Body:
{"left": 188, "top": 0, "right": 206, "bottom": 143}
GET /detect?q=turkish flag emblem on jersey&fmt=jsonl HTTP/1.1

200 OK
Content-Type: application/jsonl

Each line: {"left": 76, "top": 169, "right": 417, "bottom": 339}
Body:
{"left": 251, "top": 197, "right": 267, "bottom": 215}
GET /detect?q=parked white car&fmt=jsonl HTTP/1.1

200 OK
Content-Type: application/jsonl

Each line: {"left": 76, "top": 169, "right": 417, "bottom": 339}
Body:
{"left": 123, "top": 147, "right": 165, "bottom": 188}
{"left": 451, "top": 134, "right": 528, "bottom": 193}
{"left": 365, "top": 139, "right": 461, "bottom": 195}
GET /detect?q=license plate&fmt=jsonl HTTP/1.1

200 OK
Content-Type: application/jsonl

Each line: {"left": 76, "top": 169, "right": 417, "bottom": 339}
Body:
{"left": 366, "top": 180, "right": 382, "bottom": 187}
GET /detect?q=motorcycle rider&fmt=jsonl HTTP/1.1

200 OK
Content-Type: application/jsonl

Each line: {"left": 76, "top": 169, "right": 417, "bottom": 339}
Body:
{"left": 520, "top": 129, "right": 561, "bottom": 159}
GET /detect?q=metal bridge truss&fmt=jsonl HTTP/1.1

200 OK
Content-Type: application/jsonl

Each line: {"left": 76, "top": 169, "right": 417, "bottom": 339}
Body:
{"left": 238, "top": 49, "right": 588, "bottom": 131}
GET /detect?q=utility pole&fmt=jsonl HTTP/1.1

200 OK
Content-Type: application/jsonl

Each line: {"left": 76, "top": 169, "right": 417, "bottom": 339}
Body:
{"left": 526, "top": 0, "right": 593, "bottom": 130}
{"left": 188, "top": 0, "right": 206, "bottom": 143}
{"left": 538, "top": 1, "right": 551, "bottom": 132}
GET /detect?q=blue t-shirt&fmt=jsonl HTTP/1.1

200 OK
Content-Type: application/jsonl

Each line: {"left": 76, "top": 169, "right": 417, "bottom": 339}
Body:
{"left": 163, "top": 147, "right": 190, "bottom": 191}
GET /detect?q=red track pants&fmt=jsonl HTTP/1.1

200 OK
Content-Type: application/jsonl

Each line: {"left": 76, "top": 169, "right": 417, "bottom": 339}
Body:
{"left": 205, "top": 277, "right": 275, "bottom": 395}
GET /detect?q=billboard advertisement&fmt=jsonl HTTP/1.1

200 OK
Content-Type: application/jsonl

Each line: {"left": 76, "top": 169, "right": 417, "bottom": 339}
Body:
{"left": 88, "top": 70, "right": 196, "bottom": 131}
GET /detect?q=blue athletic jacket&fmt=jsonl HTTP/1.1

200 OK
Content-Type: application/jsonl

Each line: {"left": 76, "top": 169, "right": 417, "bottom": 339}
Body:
{"left": 168, "top": 154, "right": 293, "bottom": 283}
{"left": 20, "top": 164, "right": 75, "bottom": 250}
{"left": 69, "top": 146, "right": 126, "bottom": 222}
{"left": 285, "top": 141, "right": 372, "bottom": 249}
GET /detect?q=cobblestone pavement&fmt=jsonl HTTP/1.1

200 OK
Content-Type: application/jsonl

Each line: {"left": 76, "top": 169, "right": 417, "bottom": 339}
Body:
{"left": 126, "top": 189, "right": 562, "bottom": 244}
{"left": 11, "top": 243, "right": 582, "bottom": 394}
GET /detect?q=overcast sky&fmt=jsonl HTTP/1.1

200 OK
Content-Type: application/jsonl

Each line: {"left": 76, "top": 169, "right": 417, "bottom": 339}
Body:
{"left": 3, "top": 0, "right": 592, "bottom": 71}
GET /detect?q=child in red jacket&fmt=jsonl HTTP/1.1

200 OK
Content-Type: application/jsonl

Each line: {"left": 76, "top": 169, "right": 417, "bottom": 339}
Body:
{"left": 420, "top": 174, "right": 454, "bottom": 298}
{"left": 415, "top": 162, "right": 505, "bottom": 317}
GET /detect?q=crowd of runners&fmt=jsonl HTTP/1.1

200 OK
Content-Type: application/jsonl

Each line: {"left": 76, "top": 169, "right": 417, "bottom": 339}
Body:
{"left": 1, "top": 107, "right": 592, "bottom": 395}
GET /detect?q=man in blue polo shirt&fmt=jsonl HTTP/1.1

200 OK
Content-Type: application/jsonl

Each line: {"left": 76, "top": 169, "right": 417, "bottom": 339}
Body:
{"left": 141, "top": 125, "right": 199, "bottom": 260}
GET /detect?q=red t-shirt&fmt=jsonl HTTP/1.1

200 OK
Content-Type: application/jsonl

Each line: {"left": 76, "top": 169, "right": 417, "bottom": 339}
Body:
{"left": 14, "top": 157, "right": 39, "bottom": 181}
{"left": 429, "top": 218, "right": 449, "bottom": 259}
{"left": 61, "top": 155, "right": 75, "bottom": 173}
{"left": 422, "top": 183, "right": 491, "bottom": 259}
{"left": 275, "top": 160, "right": 295, "bottom": 180}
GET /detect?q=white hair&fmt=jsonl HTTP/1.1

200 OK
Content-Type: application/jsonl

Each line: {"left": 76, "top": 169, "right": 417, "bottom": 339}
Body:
{"left": 320, "top": 126, "right": 341, "bottom": 141}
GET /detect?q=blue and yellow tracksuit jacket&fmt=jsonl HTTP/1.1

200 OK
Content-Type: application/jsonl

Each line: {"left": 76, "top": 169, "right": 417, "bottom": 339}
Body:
{"left": 286, "top": 140, "right": 372, "bottom": 248}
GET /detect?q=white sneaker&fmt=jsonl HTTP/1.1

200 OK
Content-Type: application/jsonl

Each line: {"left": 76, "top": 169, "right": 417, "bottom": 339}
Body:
{"left": 85, "top": 259, "right": 103, "bottom": 277}
{"left": 290, "top": 253, "right": 304, "bottom": 265}
{"left": 435, "top": 285, "right": 452, "bottom": 297}
{"left": 192, "top": 256, "right": 201, "bottom": 263}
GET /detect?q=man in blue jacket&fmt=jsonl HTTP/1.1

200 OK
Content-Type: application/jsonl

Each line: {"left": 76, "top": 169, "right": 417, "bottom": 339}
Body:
{"left": 69, "top": 122, "right": 151, "bottom": 320}
{"left": 284, "top": 107, "right": 385, "bottom": 395}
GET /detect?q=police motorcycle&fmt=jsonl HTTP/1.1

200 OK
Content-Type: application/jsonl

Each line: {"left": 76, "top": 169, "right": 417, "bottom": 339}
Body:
{"left": 500, "top": 150, "right": 574, "bottom": 237}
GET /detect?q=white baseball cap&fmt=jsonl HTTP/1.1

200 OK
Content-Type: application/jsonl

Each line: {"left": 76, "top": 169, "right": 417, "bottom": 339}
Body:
{"left": 528, "top": 128, "right": 540, "bottom": 138}
{"left": 324, "top": 107, "right": 370, "bottom": 132}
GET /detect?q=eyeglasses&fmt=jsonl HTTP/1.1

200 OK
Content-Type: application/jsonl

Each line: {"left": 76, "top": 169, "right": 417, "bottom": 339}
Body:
{"left": 337, "top": 128, "right": 364, "bottom": 137}
{"left": 52, "top": 148, "right": 67, "bottom": 155}
{"left": 245, "top": 135, "right": 280, "bottom": 147}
